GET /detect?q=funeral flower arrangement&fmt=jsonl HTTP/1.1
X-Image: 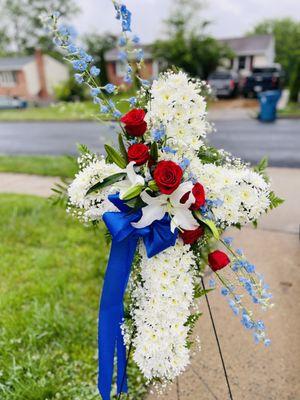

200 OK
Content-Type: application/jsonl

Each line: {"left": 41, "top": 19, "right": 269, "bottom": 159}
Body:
{"left": 48, "top": 2, "right": 283, "bottom": 399}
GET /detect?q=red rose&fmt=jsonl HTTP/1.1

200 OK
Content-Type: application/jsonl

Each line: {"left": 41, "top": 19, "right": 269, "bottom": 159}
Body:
{"left": 208, "top": 250, "right": 230, "bottom": 272}
{"left": 153, "top": 161, "right": 183, "bottom": 194}
{"left": 127, "top": 143, "right": 150, "bottom": 166}
{"left": 191, "top": 183, "right": 205, "bottom": 210}
{"left": 180, "top": 226, "right": 204, "bottom": 245}
{"left": 180, "top": 182, "right": 206, "bottom": 210}
{"left": 120, "top": 109, "right": 147, "bottom": 137}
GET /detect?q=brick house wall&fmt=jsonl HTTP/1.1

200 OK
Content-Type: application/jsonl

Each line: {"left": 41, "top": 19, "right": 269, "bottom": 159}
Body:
{"left": 106, "top": 59, "right": 158, "bottom": 86}
{"left": 0, "top": 70, "right": 29, "bottom": 98}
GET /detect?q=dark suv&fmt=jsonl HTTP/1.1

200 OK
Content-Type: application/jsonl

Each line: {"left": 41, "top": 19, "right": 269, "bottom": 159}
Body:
{"left": 242, "top": 66, "right": 283, "bottom": 98}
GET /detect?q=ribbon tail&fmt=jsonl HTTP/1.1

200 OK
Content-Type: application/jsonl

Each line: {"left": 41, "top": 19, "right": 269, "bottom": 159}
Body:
{"left": 98, "top": 236, "right": 138, "bottom": 400}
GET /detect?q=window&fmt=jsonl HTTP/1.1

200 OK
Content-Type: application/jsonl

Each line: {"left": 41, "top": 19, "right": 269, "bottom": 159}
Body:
{"left": 116, "top": 61, "right": 127, "bottom": 77}
{"left": 238, "top": 56, "right": 246, "bottom": 70}
{"left": 0, "top": 71, "right": 17, "bottom": 87}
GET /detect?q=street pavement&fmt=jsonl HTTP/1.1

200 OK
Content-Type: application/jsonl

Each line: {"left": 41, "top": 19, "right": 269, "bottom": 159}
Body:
{"left": 0, "top": 118, "right": 299, "bottom": 167}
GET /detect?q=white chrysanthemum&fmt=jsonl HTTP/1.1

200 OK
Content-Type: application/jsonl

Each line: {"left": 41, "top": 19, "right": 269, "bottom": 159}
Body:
{"left": 130, "top": 242, "right": 196, "bottom": 382}
{"left": 67, "top": 158, "right": 122, "bottom": 222}
{"left": 146, "top": 71, "right": 210, "bottom": 153}
{"left": 189, "top": 159, "right": 271, "bottom": 226}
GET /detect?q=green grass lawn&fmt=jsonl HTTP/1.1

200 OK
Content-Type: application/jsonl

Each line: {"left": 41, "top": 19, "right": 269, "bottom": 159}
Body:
{"left": 0, "top": 97, "right": 131, "bottom": 122}
{"left": 0, "top": 194, "right": 146, "bottom": 400}
{"left": 278, "top": 102, "right": 300, "bottom": 117}
{"left": 0, "top": 155, "right": 78, "bottom": 178}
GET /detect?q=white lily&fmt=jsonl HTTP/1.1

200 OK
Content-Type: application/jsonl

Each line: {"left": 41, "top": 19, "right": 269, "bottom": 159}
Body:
{"left": 132, "top": 181, "right": 199, "bottom": 232}
{"left": 119, "top": 161, "right": 145, "bottom": 200}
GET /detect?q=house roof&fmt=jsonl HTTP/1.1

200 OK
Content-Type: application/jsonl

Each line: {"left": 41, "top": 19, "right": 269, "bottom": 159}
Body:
{"left": 0, "top": 56, "right": 34, "bottom": 71}
{"left": 218, "top": 34, "right": 274, "bottom": 56}
{"left": 105, "top": 44, "right": 153, "bottom": 62}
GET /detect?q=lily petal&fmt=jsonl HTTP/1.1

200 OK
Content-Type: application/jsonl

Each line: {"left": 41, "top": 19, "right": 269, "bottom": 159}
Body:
{"left": 132, "top": 204, "right": 166, "bottom": 229}
{"left": 172, "top": 207, "right": 199, "bottom": 231}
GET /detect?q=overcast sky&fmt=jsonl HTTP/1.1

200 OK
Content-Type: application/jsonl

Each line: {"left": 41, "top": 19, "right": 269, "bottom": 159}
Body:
{"left": 74, "top": 0, "right": 300, "bottom": 42}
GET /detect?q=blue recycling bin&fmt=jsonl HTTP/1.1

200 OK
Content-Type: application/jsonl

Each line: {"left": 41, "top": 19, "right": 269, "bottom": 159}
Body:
{"left": 258, "top": 90, "right": 281, "bottom": 122}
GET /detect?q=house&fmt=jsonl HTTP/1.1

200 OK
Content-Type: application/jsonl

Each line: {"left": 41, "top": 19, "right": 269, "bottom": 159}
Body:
{"left": 105, "top": 45, "right": 159, "bottom": 86}
{"left": 104, "top": 34, "right": 275, "bottom": 83}
{"left": 219, "top": 34, "right": 275, "bottom": 73}
{"left": 0, "top": 50, "right": 69, "bottom": 101}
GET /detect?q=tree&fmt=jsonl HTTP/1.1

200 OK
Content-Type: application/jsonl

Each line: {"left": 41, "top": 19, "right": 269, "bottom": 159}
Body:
{"left": 249, "top": 18, "right": 300, "bottom": 84}
{"left": 0, "top": 0, "right": 79, "bottom": 54}
{"left": 153, "top": 0, "right": 233, "bottom": 79}
{"left": 83, "top": 33, "right": 117, "bottom": 85}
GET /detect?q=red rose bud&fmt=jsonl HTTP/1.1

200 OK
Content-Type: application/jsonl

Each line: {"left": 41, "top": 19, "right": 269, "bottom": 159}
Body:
{"left": 208, "top": 250, "right": 230, "bottom": 271}
{"left": 180, "top": 226, "right": 204, "bottom": 245}
{"left": 127, "top": 143, "right": 150, "bottom": 166}
{"left": 180, "top": 182, "right": 205, "bottom": 210}
{"left": 153, "top": 160, "right": 183, "bottom": 194}
{"left": 120, "top": 108, "right": 147, "bottom": 137}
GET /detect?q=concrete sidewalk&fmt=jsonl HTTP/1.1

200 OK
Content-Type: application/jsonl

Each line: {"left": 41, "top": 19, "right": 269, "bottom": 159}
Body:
{"left": 0, "top": 168, "right": 299, "bottom": 399}
{"left": 147, "top": 168, "right": 300, "bottom": 400}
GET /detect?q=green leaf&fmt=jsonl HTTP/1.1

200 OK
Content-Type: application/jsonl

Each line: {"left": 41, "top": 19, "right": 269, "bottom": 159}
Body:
{"left": 252, "top": 219, "right": 258, "bottom": 229}
{"left": 77, "top": 143, "right": 91, "bottom": 155}
{"left": 194, "top": 211, "right": 220, "bottom": 240}
{"left": 194, "top": 284, "right": 213, "bottom": 298}
{"left": 269, "top": 191, "right": 284, "bottom": 210}
{"left": 254, "top": 156, "right": 268, "bottom": 173}
{"left": 104, "top": 144, "right": 127, "bottom": 169}
{"left": 86, "top": 172, "right": 126, "bottom": 194}
{"left": 150, "top": 142, "right": 158, "bottom": 162}
{"left": 118, "top": 133, "right": 128, "bottom": 162}
{"left": 148, "top": 180, "right": 159, "bottom": 191}
{"left": 120, "top": 184, "right": 144, "bottom": 201}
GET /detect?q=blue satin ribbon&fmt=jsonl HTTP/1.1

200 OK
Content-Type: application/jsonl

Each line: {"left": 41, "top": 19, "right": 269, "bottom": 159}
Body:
{"left": 98, "top": 194, "right": 177, "bottom": 400}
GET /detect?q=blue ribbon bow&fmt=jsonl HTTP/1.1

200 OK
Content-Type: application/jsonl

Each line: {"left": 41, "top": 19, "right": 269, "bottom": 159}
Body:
{"left": 98, "top": 194, "right": 178, "bottom": 400}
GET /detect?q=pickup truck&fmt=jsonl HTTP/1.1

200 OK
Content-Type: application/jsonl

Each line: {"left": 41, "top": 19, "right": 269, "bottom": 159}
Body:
{"left": 242, "top": 66, "right": 283, "bottom": 98}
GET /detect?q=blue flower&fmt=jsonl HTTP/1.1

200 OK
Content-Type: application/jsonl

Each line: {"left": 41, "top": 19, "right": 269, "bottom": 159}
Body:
{"left": 140, "top": 79, "right": 150, "bottom": 88}
{"left": 67, "top": 44, "right": 77, "bottom": 54}
{"left": 209, "top": 279, "right": 216, "bottom": 288}
{"left": 221, "top": 287, "right": 229, "bottom": 296}
{"left": 119, "top": 37, "right": 127, "bottom": 46}
{"left": 72, "top": 60, "right": 87, "bottom": 72}
{"left": 124, "top": 75, "right": 133, "bottom": 84}
{"left": 58, "top": 24, "right": 69, "bottom": 36}
{"left": 53, "top": 37, "right": 62, "bottom": 46}
{"left": 152, "top": 127, "right": 166, "bottom": 141}
{"left": 113, "top": 109, "right": 122, "bottom": 118}
{"left": 162, "top": 146, "right": 177, "bottom": 155}
{"left": 100, "top": 105, "right": 109, "bottom": 114}
{"left": 52, "top": 11, "right": 61, "bottom": 18}
{"left": 256, "top": 320, "right": 265, "bottom": 331}
{"left": 103, "top": 84, "right": 116, "bottom": 94}
{"left": 253, "top": 332, "right": 261, "bottom": 344}
{"left": 223, "top": 237, "right": 233, "bottom": 246}
{"left": 245, "top": 262, "right": 255, "bottom": 273}
{"left": 120, "top": 4, "right": 132, "bottom": 32}
{"left": 264, "top": 338, "right": 271, "bottom": 347}
{"left": 241, "top": 313, "right": 254, "bottom": 330}
{"left": 236, "top": 248, "right": 243, "bottom": 256}
{"left": 180, "top": 158, "right": 190, "bottom": 170}
{"left": 136, "top": 49, "right": 144, "bottom": 62}
{"left": 90, "top": 87, "right": 101, "bottom": 96}
{"left": 128, "top": 97, "right": 137, "bottom": 106}
{"left": 79, "top": 50, "right": 93, "bottom": 63}
{"left": 93, "top": 97, "right": 101, "bottom": 105}
{"left": 132, "top": 35, "right": 140, "bottom": 44}
{"left": 118, "top": 51, "right": 127, "bottom": 61}
{"left": 74, "top": 74, "right": 84, "bottom": 84}
{"left": 90, "top": 66, "right": 100, "bottom": 76}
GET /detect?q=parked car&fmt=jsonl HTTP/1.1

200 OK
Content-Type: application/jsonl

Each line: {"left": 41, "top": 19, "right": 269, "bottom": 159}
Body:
{"left": 242, "top": 65, "right": 283, "bottom": 98}
{"left": 208, "top": 71, "right": 239, "bottom": 98}
{"left": 0, "top": 96, "right": 28, "bottom": 110}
